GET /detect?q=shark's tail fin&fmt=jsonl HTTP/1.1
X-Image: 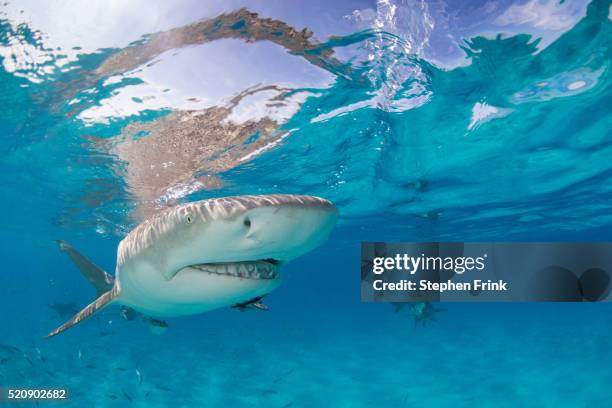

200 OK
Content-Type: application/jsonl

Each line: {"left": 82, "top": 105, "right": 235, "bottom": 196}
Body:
{"left": 45, "top": 287, "right": 118, "bottom": 338}
{"left": 56, "top": 240, "right": 114, "bottom": 295}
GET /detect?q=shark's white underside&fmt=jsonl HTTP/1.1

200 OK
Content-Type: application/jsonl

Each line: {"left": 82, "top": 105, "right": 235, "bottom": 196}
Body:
{"left": 117, "top": 263, "right": 282, "bottom": 316}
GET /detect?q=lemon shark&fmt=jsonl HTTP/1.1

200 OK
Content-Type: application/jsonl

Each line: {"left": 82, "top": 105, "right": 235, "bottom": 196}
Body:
{"left": 47, "top": 194, "right": 337, "bottom": 337}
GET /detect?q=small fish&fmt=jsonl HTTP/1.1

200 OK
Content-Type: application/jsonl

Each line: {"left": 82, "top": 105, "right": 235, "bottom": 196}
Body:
{"left": 409, "top": 302, "right": 445, "bottom": 327}
{"left": 78, "top": 349, "right": 83, "bottom": 361}
{"left": 0, "top": 357, "right": 9, "bottom": 364}
{"left": 24, "top": 355, "right": 34, "bottom": 366}
{"left": 148, "top": 319, "right": 169, "bottom": 335}
{"left": 136, "top": 369, "right": 143, "bottom": 384}
{"left": 148, "top": 318, "right": 168, "bottom": 328}
{"left": 45, "top": 370, "right": 54, "bottom": 377}
{"left": 261, "top": 389, "right": 277, "bottom": 395}
{"left": 107, "top": 394, "right": 118, "bottom": 400}
{"left": 114, "top": 367, "right": 126, "bottom": 372}
{"left": 85, "top": 363, "right": 96, "bottom": 369}
{"left": 281, "top": 403, "right": 294, "bottom": 408}
{"left": 0, "top": 343, "right": 20, "bottom": 353}
{"left": 122, "top": 390, "right": 133, "bottom": 402}
{"left": 155, "top": 385, "right": 171, "bottom": 392}
{"left": 35, "top": 348, "right": 45, "bottom": 363}
{"left": 99, "top": 331, "right": 114, "bottom": 337}
{"left": 414, "top": 209, "right": 443, "bottom": 221}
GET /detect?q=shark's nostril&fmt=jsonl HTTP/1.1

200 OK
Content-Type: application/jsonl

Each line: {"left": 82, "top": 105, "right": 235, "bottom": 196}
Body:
{"left": 243, "top": 217, "right": 251, "bottom": 228}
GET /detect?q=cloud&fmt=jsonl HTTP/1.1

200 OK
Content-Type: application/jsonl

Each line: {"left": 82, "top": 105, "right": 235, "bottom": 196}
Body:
{"left": 495, "top": 0, "right": 585, "bottom": 31}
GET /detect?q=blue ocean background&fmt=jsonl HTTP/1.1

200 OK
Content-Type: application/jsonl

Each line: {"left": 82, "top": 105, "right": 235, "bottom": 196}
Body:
{"left": 1, "top": 0, "right": 611, "bottom": 406}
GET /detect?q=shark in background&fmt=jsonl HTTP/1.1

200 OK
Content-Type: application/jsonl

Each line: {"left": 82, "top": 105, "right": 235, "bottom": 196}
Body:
{"left": 47, "top": 194, "right": 337, "bottom": 338}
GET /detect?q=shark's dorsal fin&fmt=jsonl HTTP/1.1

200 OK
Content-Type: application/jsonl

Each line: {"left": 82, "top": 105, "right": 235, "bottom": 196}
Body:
{"left": 56, "top": 240, "right": 114, "bottom": 295}
{"left": 45, "top": 287, "right": 118, "bottom": 338}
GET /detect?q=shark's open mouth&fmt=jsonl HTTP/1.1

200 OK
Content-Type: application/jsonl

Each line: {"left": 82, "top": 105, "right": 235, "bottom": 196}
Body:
{"left": 190, "top": 259, "right": 280, "bottom": 280}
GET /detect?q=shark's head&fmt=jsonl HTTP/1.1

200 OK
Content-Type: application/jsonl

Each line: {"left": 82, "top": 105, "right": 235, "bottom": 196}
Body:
{"left": 118, "top": 194, "right": 338, "bottom": 279}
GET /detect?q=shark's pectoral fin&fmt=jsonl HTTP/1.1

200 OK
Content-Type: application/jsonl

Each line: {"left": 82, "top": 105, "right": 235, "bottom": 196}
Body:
{"left": 56, "top": 240, "right": 114, "bottom": 295}
{"left": 45, "top": 287, "right": 119, "bottom": 338}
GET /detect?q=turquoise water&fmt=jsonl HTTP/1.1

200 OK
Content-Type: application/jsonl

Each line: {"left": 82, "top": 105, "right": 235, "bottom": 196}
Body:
{"left": 1, "top": 0, "right": 611, "bottom": 406}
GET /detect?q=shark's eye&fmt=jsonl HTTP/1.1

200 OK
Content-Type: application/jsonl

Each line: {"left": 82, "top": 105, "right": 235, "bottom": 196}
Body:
{"left": 243, "top": 217, "right": 251, "bottom": 228}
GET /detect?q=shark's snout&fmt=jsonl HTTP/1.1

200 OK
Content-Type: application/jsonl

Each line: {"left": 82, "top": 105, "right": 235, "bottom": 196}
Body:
{"left": 232, "top": 197, "right": 337, "bottom": 264}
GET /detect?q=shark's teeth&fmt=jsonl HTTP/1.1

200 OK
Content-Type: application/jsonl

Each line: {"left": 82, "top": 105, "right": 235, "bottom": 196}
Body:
{"left": 190, "top": 260, "right": 279, "bottom": 280}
